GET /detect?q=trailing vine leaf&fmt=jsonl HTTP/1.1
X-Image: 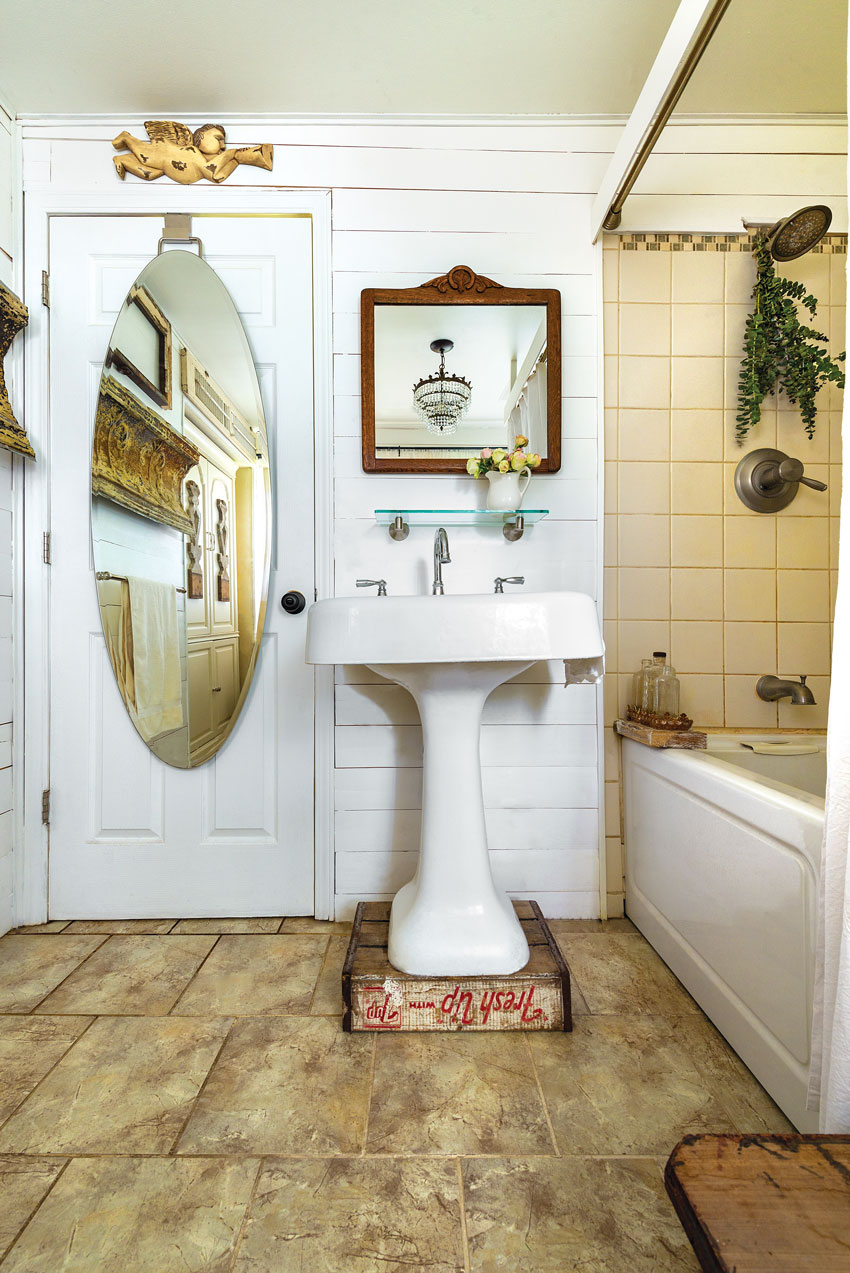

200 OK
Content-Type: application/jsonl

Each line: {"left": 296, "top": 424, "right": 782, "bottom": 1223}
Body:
{"left": 736, "top": 233, "right": 845, "bottom": 444}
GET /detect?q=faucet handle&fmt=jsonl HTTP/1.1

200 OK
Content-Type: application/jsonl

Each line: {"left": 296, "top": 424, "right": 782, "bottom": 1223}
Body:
{"left": 356, "top": 578, "right": 387, "bottom": 596}
{"left": 494, "top": 576, "right": 525, "bottom": 593}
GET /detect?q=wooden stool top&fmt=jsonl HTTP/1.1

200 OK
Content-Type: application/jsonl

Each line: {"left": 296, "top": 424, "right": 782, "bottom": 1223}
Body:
{"left": 665, "top": 1133, "right": 850, "bottom": 1273}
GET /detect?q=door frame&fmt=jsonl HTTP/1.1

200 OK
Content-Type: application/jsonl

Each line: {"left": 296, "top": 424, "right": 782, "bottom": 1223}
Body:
{"left": 16, "top": 186, "right": 334, "bottom": 924}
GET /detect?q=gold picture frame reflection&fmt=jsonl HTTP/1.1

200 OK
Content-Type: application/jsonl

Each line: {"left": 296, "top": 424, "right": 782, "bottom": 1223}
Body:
{"left": 106, "top": 284, "right": 172, "bottom": 409}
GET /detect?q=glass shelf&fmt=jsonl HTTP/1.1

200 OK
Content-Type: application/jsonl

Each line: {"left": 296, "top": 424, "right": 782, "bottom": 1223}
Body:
{"left": 375, "top": 509, "right": 548, "bottom": 541}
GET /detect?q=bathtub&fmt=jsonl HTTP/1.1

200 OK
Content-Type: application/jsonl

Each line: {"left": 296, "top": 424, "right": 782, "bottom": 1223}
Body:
{"left": 622, "top": 732, "right": 825, "bottom": 1132}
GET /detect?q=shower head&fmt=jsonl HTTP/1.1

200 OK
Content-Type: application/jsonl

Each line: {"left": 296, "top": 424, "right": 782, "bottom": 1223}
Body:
{"left": 743, "top": 205, "right": 833, "bottom": 261}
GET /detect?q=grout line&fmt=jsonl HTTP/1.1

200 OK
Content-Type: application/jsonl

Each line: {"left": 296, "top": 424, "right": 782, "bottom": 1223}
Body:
{"left": 0, "top": 1155, "right": 73, "bottom": 1264}
{"left": 25, "top": 935, "right": 112, "bottom": 1014}
{"left": 167, "top": 1016, "right": 237, "bottom": 1156}
{"left": 305, "top": 936, "right": 334, "bottom": 1014}
{"left": 523, "top": 1033, "right": 560, "bottom": 1158}
{"left": 456, "top": 1157, "right": 472, "bottom": 1273}
{"left": 0, "top": 1014, "right": 99, "bottom": 1136}
{"left": 166, "top": 935, "right": 223, "bottom": 1015}
{"left": 226, "top": 1154, "right": 265, "bottom": 1273}
{"left": 359, "top": 1035, "right": 378, "bottom": 1157}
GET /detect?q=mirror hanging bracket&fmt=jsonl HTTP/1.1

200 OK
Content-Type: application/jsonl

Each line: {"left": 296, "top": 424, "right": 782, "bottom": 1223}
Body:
{"left": 158, "top": 213, "right": 204, "bottom": 257}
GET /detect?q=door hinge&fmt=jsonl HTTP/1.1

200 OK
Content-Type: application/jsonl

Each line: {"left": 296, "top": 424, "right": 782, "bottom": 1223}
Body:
{"left": 41, "top": 788, "right": 50, "bottom": 825}
{"left": 41, "top": 270, "right": 50, "bottom": 308}
{"left": 42, "top": 531, "right": 51, "bottom": 564}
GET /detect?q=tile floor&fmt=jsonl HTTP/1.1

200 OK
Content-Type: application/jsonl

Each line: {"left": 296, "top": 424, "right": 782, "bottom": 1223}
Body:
{"left": 0, "top": 914, "right": 792, "bottom": 1271}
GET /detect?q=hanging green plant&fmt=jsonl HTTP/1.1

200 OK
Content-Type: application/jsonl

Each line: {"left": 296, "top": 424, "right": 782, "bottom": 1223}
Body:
{"left": 736, "top": 233, "right": 845, "bottom": 444}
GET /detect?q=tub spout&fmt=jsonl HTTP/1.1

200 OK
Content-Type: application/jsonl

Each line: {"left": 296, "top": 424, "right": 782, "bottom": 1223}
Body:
{"left": 756, "top": 675, "right": 816, "bottom": 705}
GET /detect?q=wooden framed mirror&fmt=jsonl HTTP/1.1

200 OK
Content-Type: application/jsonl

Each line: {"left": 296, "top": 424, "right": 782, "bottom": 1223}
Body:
{"left": 361, "top": 265, "right": 561, "bottom": 474}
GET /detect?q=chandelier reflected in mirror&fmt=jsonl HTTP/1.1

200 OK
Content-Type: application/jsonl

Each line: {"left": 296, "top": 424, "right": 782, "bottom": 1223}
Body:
{"left": 412, "top": 338, "right": 472, "bottom": 436}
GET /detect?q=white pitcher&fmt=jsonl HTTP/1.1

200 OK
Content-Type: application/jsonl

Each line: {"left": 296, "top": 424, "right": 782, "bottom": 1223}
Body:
{"left": 485, "top": 466, "right": 531, "bottom": 511}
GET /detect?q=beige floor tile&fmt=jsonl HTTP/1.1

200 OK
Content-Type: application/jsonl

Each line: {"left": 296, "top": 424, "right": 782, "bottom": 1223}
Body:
{"left": 63, "top": 919, "right": 178, "bottom": 933}
{"left": 171, "top": 918, "right": 282, "bottom": 934}
{"left": 11, "top": 922, "right": 70, "bottom": 934}
{"left": 310, "top": 936, "right": 349, "bottom": 1015}
{"left": 554, "top": 932, "right": 699, "bottom": 1015}
{"left": 671, "top": 1012, "right": 794, "bottom": 1133}
{"left": 548, "top": 917, "right": 638, "bottom": 935}
{"left": 173, "top": 935, "right": 328, "bottom": 1016}
{"left": 0, "top": 1016, "right": 93, "bottom": 1123}
{"left": 34, "top": 935, "right": 216, "bottom": 1015}
{"left": 530, "top": 1015, "right": 736, "bottom": 1156}
{"left": 1, "top": 1156, "right": 259, "bottom": 1273}
{"left": 280, "top": 917, "right": 353, "bottom": 935}
{"left": 0, "top": 936, "right": 104, "bottom": 1012}
{"left": 233, "top": 1157, "right": 465, "bottom": 1273}
{"left": 0, "top": 1016, "right": 231, "bottom": 1155}
{"left": 366, "top": 1033, "right": 553, "bottom": 1156}
{"left": 0, "top": 1156, "right": 67, "bottom": 1261}
{"left": 463, "top": 1156, "right": 699, "bottom": 1273}
{"left": 176, "top": 1016, "right": 372, "bottom": 1155}
{"left": 568, "top": 976, "right": 591, "bottom": 1016}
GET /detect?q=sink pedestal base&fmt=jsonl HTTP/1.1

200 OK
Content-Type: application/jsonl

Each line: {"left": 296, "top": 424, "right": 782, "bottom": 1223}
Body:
{"left": 368, "top": 660, "right": 533, "bottom": 976}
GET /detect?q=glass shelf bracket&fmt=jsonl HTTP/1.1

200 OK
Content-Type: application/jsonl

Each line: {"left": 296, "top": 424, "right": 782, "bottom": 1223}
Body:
{"left": 374, "top": 509, "right": 549, "bottom": 542}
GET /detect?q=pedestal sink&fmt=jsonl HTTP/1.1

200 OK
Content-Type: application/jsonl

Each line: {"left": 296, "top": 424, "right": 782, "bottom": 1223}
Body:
{"left": 306, "top": 590, "right": 603, "bottom": 975}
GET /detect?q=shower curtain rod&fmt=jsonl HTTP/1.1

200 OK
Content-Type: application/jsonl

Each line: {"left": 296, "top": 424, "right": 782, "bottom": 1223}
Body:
{"left": 96, "top": 571, "right": 187, "bottom": 595}
{"left": 593, "top": 0, "right": 732, "bottom": 238}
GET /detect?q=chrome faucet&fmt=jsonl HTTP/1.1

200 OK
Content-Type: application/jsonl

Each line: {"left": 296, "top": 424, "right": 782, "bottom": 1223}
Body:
{"left": 756, "top": 675, "right": 816, "bottom": 705}
{"left": 432, "top": 528, "right": 451, "bottom": 595}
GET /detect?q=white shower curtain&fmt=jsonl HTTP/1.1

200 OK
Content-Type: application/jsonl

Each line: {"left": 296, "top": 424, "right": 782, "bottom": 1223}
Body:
{"left": 508, "top": 354, "right": 547, "bottom": 456}
{"left": 808, "top": 248, "right": 850, "bottom": 1130}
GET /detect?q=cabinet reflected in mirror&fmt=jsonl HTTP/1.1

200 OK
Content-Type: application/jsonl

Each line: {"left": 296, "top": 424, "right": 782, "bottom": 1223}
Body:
{"left": 92, "top": 249, "right": 271, "bottom": 768}
{"left": 361, "top": 266, "right": 561, "bottom": 474}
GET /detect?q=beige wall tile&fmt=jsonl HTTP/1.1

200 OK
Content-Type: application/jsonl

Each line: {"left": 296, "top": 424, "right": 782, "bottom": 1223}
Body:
{"left": 724, "top": 303, "right": 750, "bottom": 357}
{"left": 671, "top": 462, "right": 723, "bottom": 515}
{"left": 671, "top": 568, "right": 723, "bottom": 621}
{"left": 777, "top": 569, "right": 829, "bottom": 621}
{"left": 603, "top": 302, "right": 619, "bottom": 355}
{"left": 618, "top": 462, "right": 669, "bottom": 515}
{"left": 618, "top": 408, "right": 670, "bottom": 462}
{"left": 830, "top": 254, "right": 846, "bottom": 304}
{"left": 777, "top": 411, "right": 830, "bottom": 463}
{"left": 604, "top": 355, "right": 618, "bottom": 406}
{"left": 671, "top": 409, "right": 724, "bottom": 461}
{"left": 606, "top": 835, "right": 624, "bottom": 892}
{"left": 724, "top": 252, "right": 755, "bottom": 305}
{"left": 830, "top": 412, "right": 843, "bottom": 463}
{"left": 617, "top": 620, "right": 671, "bottom": 675}
{"left": 603, "top": 567, "right": 618, "bottom": 620}
{"left": 604, "top": 725, "right": 620, "bottom": 775}
{"left": 604, "top": 514, "right": 617, "bottom": 567}
{"left": 778, "top": 676, "right": 830, "bottom": 729}
{"left": 777, "top": 464, "right": 829, "bottom": 515}
{"left": 672, "top": 304, "right": 724, "bottom": 357}
{"left": 725, "top": 569, "right": 776, "bottom": 621}
{"left": 830, "top": 463, "right": 842, "bottom": 517}
{"left": 724, "top": 676, "right": 780, "bottom": 729}
{"left": 672, "top": 252, "right": 724, "bottom": 304}
{"left": 620, "top": 251, "right": 670, "bottom": 304}
{"left": 603, "top": 675, "right": 619, "bottom": 726}
{"left": 602, "top": 253, "right": 618, "bottom": 303}
{"left": 776, "top": 517, "right": 830, "bottom": 570}
{"left": 671, "top": 356, "right": 724, "bottom": 410}
{"left": 783, "top": 251, "right": 830, "bottom": 299}
{"left": 619, "top": 303, "right": 671, "bottom": 357}
{"left": 617, "top": 672, "right": 633, "bottom": 718}
{"left": 777, "top": 621, "right": 832, "bottom": 677}
{"left": 670, "top": 621, "right": 723, "bottom": 674}
{"left": 724, "top": 516, "right": 776, "bottom": 569}
{"left": 671, "top": 516, "right": 722, "bottom": 568}
{"left": 724, "top": 622, "right": 777, "bottom": 675}
{"left": 604, "top": 408, "right": 617, "bottom": 458}
{"left": 830, "top": 517, "right": 840, "bottom": 569}
{"left": 604, "top": 782, "right": 621, "bottom": 837}
{"left": 603, "top": 620, "right": 618, "bottom": 672}
{"left": 619, "top": 568, "right": 670, "bottom": 621}
{"left": 604, "top": 461, "right": 617, "bottom": 514}
{"left": 618, "top": 515, "right": 670, "bottom": 568}
{"left": 679, "top": 674, "right": 724, "bottom": 727}
{"left": 620, "top": 357, "right": 670, "bottom": 409}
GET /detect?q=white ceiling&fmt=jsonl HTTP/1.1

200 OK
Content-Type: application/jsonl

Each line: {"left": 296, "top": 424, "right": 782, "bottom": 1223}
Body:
{"left": 0, "top": 0, "right": 845, "bottom": 117}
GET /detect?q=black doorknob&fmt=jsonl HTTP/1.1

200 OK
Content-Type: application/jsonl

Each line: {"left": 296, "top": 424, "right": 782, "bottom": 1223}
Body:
{"left": 281, "top": 590, "right": 306, "bottom": 615}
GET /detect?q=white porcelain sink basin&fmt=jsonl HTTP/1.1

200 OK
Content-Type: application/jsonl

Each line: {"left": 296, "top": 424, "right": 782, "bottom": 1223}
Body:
{"left": 306, "top": 590, "right": 602, "bottom": 665}
{"left": 306, "top": 590, "right": 603, "bottom": 977}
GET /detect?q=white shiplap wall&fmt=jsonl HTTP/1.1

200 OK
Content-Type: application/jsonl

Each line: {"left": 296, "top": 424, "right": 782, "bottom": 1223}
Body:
{"left": 18, "top": 116, "right": 848, "bottom": 924}
{"left": 0, "top": 103, "right": 16, "bottom": 933}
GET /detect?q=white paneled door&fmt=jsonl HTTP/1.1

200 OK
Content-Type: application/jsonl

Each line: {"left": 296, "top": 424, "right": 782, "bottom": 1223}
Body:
{"left": 47, "top": 215, "right": 316, "bottom": 917}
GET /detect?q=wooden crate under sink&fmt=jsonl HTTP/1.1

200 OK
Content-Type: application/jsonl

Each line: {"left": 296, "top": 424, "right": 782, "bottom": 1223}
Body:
{"left": 342, "top": 900, "right": 572, "bottom": 1033}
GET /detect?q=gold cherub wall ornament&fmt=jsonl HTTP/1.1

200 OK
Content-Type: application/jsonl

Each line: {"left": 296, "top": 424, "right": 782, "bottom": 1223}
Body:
{"left": 112, "top": 121, "right": 273, "bottom": 185}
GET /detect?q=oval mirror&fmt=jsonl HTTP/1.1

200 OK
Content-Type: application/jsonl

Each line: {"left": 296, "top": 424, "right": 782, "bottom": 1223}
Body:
{"left": 92, "top": 249, "right": 271, "bottom": 768}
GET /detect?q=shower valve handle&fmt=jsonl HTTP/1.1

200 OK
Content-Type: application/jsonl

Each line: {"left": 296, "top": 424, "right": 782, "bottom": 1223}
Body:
{"left": 759, "top": 456, "right": 828, "bottom": 493}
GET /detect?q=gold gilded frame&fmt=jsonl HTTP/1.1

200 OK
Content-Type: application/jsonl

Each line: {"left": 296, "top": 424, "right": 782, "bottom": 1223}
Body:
{"left": 92, "top": 375, "right": 199, "bottom": 533}
{"left": 0, "top": 283, "right": 35, "bottom": 460}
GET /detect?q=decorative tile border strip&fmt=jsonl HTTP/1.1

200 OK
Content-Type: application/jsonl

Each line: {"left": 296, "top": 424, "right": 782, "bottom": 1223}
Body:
{"left": 619, "top": 232, "right": 847, "bottom": 254}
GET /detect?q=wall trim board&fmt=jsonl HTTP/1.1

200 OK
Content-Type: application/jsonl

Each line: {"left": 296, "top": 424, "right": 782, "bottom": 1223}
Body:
{"left": 17, "top": 185, "right": 334, "bottom": 925}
